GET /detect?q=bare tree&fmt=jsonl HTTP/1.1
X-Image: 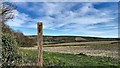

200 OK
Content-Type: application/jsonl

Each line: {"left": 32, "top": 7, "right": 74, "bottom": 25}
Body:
{"left": 0, "top": 2, "right": 15, "bottom": 23}
{"left": 0, "top": 2, "right": 16, "bottom": 33}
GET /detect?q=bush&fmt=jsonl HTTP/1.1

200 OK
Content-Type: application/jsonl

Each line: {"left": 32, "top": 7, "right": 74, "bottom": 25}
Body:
{"left": 1, "top": 33, "right": 22, "bottom": 67}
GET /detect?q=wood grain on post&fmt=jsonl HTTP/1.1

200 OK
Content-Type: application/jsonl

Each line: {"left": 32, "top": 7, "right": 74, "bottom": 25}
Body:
{"left": 37, "top": 22, "right": 43, "bottom": 67}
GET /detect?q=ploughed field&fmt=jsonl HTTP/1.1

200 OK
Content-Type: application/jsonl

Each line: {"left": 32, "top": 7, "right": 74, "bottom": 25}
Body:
{"left": 21, "top": 41, "right": 119, "bottom": 58}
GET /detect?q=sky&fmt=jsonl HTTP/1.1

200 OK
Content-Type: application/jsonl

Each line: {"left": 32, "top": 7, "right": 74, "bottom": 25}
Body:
{"left": 3, "top": 0, "right": 120, "bottom": 2}
{"left": 6, "top": 2, "right": 118, "bottom": 38}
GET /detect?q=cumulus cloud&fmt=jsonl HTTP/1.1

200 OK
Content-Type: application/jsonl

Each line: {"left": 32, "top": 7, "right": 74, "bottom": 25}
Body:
{"left": 6, "top": 2, "right": 118, "bottom": 38}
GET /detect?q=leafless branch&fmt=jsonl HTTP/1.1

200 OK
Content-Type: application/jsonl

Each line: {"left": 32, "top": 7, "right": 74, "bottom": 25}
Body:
{"left": 0, "top": 2, "right": 15, "bottom": 23}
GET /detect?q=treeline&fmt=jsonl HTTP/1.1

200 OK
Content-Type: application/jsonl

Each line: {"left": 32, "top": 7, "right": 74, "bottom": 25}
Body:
{"left": 29, "top": 35, "right": 119, "bottom": 45}
{"left": 2, "top": 23, "right": 35, "bottom": 47}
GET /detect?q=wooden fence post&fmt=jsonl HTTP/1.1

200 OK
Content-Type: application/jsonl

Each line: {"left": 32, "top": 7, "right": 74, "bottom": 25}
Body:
{"left": 37, "top": 22, "right": 43, "bottom": 67}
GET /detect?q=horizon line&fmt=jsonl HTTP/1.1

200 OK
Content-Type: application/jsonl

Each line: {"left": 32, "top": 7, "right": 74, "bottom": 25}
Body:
{"left": 25, "top": 34, "right": 119, "bottom": 38}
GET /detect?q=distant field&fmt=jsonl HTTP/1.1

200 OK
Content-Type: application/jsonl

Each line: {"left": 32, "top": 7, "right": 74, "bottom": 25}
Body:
{"left": 28, "top": 35, "right": 119, "bottom": 45}
{"left": 44, "top": 41, "right": 117, "bottom": 47}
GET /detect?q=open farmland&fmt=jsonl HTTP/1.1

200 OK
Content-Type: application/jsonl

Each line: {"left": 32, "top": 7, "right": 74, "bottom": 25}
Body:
{"left": 20, "top": 40, "right": 119, "bottom": 66}
{"left": 20, "top": 47, "right": 119, "bottom": 66}
{"left": 21, "top": 41, "right": 119, "bottom": 59}
{"left": 44, "top": 41, "right": 117, "bottom": 46}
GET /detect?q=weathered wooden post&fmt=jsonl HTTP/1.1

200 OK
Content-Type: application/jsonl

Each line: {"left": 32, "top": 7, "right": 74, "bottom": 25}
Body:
{"left": 37, "top": 22, "right": 43, "bottom": 67}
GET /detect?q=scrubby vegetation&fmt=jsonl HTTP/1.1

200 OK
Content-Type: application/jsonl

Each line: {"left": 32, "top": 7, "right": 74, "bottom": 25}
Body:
{"left": 1, "top": 2, "right": 35, "bottom": 67}
{"left": 1, "top": 2, "right": 21, "bottom": 67}
{"left": 1, "top": 33, "right": 22, "bottom": 67}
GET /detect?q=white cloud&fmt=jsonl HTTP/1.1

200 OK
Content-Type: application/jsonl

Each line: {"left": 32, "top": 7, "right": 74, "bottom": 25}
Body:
{"left": 5, "top": 0, "right": 120, "bottom": 2}
{"left": 6, "top": 10, "right": 24, "bottom": 27}
{"left": 78, "top": 3, "right": 97, "bottom": 15}
{"left": 37, "top": 2, "right": 115, "bottom": 30}
{"left": 6, "top": 2, "right": 118, "bottom": 38}
{"left": 6, "top": 10, "right": 34, "bottom": 27}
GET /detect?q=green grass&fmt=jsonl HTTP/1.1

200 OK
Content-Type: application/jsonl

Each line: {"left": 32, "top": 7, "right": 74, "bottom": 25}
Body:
{"left": 19, "top": 49, "right": 38, "bottom": 65}
{"left": 19, "top": 49, "right": 119, "bottom": 67}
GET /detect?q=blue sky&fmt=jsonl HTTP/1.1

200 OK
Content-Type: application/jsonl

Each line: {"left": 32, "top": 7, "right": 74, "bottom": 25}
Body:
{"left": 6, "top": 2, "right": 118, "bottom": 38}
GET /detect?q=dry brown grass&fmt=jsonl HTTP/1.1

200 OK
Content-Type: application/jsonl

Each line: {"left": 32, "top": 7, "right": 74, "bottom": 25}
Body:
{"left": 44, "top": 41, "right": 117, "bottom": 46}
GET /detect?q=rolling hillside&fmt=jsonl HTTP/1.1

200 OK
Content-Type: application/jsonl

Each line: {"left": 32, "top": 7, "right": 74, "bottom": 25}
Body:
{"left": 28, "top": 35, "right": 119, "bottom": 45}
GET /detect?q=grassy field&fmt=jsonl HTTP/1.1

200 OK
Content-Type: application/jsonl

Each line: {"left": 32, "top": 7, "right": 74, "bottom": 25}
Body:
{"left": 19, "top": 42, "right": 119, "bottom": 67}
{"left": 19, "top": 49, "right": 119, "bottom": 67}
{"left": 21, "top": 42, "right": 118, "bottom": 58}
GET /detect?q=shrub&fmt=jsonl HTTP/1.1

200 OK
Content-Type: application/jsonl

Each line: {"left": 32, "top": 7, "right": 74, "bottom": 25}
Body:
{"left": 1, "top": 33, "right": 22, "bottom": 67}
